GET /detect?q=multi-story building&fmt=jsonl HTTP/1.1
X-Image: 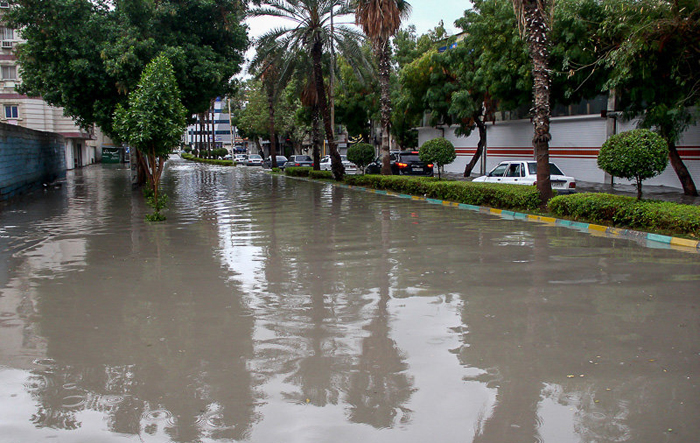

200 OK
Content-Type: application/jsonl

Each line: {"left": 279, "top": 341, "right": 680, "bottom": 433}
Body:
{"left": 185, "top": 97, "right": 248, "bottom": 153}
{"left": 0, "top": 4, "right": 99, "bottom": 170}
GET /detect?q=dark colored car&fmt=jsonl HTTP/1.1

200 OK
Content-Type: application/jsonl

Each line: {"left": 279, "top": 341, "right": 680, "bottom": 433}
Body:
{"left": 365, "top": 151, "right": 433, "bottom": 176}
{"left": 286, "top": 155, "right": 314, "bottom": 168}
{"left": 263, "top": 155, "right": 288, "bottom": 169}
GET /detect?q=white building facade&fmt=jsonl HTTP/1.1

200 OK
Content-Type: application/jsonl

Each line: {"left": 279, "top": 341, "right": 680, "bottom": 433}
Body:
{"left": 419, "top": 113, "right": 700, "bottom": 189}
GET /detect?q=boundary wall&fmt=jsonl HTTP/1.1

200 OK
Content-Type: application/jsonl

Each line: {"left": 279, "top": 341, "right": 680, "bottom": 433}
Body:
{"left": 418, "top": 115, "right": 700, "bottom": 189}
{"left": 0, "top": 123, "right": 65, "bottom": 201}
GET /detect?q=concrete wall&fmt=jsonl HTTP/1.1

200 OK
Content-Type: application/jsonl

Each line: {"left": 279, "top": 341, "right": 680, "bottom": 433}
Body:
{"left": 0, "top": 123, "right": 65, "bottom": 200}
{"left": 419, "top": 115, "right": 700, "bottom": 189}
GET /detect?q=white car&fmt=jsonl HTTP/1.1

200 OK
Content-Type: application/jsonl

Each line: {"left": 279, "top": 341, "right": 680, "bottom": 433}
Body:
{"left": 234, "top": 154, "right": 248, "bottom": 163}
{"left": 246, "top": 154, "right": 263, "bottom": 166}
{"left": 319, "top": 155, "right": 358, "bottom": 175}
{"left": 473, "top": 160, "right": 576, "bottom": 193}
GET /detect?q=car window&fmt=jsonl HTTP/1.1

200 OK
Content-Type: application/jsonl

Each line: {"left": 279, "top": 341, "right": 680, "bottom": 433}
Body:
{"left": 506, "top": 164, "right": 520, "bottom": 177}
{"left": 489, "top": 165, "right": 508, "bottom": 177}
{"left": 400, "top": 154, "right": 421, "bottom": 162}
{"left": 527, "top": 162, "right": 565, "bottom": 175}
{"left": 297, "top": 155, "right": 312, "bottom": 162}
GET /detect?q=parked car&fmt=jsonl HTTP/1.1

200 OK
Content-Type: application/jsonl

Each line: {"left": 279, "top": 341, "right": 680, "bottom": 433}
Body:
{"left": 319, "top": 155, "right": 358, "bottom": 174}
{"left": 286, "top": 155, "right": 314, "bottom": 168}
{"left": 234, "top": 154, "right": 248, "bottom": 163}
{"left": 246, "top": 154, "right": 264, "bottom": 166}
{"left": 473, "top": 160, "right": 576, "bottom": 193}
{"left": 223, "top": 153, "right": 233, "bottom": 160}
{"left": 263, "top": 155, "right": 288, "bottom": 169}
{"left": 365, "top": 151, "right": 433, "bottom": 176}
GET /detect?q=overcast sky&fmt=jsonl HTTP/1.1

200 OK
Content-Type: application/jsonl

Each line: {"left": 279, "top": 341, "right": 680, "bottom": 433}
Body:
{"left": 246, "top": 1, "right": 471, "bottom": 39}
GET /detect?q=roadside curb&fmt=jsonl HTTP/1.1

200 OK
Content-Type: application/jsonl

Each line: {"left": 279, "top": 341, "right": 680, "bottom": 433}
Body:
{"left": 334, "top": 183, "right": 700, "bottom": 255}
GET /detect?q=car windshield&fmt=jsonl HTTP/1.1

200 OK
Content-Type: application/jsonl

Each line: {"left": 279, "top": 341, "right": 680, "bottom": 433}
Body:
{"left": 277, "top": 156, "right": 287, "bottom": 161}
{"left": 295, "top": 155, "right": 312, "bottom": 161}
{"left": 527, "top": 162, "right": 564, "bottom": 175}
{"left": 250, "top": 155, "right": 261, "bottom": 160}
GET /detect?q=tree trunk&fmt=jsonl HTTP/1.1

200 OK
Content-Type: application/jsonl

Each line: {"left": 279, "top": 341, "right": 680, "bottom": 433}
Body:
{"left": 311, "top": 38, "right": 344, "bottom": 180}
{"left": 523, "top": 1, "right": 553, "bottom": 207}
{"left": 464, "top": 114, "right": 487, "bottom": 177}
{"left": 668, "top": 140, "right": 698, "bottom": 196}
{"left": 376, "top": 40, "right": 393, "bottom": 175}
{"left": 267, "top": 90, "right": 278, "bottom": 168}
{"left": 636, "top": 177, "right": 643, "bottom": 200}
{"left": 312, "top": 104, "right": 321, "bottom": 170}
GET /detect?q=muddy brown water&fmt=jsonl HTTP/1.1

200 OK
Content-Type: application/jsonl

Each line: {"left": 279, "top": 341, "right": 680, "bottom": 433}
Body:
{"left": 1, "top": 158, "right": 699, "bottom": 442}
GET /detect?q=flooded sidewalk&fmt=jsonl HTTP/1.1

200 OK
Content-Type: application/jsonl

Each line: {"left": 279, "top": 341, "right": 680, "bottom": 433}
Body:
{"left": 1, "top": 160, "right": 699, "bottom": 442}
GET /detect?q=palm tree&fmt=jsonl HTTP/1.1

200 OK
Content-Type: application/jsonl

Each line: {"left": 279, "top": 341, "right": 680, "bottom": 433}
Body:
{"left": 512, "top": 0, "right": 554, "bottom": 205}
{"left": 250, "top": 0, "right": 367, "bottom": 180}
{"left": 354, "top": 0, "right": 411, "bottom": 175}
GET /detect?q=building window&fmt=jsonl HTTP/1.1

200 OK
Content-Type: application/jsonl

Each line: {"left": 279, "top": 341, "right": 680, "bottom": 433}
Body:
{"left": 0, "top": 2, "right": 10, "bottom": 9}
{"left": 4, "top": 104, "right": 18, "bottom": 119}
{"left": 1, "top": 65, "right": 16, "bottom": 80}
{"left": 1, "top": 27, "right": 13, "bottom": 40}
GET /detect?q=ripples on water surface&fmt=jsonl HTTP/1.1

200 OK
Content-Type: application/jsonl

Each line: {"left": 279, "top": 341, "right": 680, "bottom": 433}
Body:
{"left": 0, "top": 159, "right": 699, "bottom": 442}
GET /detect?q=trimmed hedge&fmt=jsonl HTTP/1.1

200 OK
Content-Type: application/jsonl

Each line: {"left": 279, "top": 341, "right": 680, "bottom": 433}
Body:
{"left": 344, "top": 175, "right": 542, "bottom": 211}
{"left": 309, "top": 170, "right": 333, "bottom": 180}
{"left": 284, "top": 166, "right": 313, "bottom": 177}
{"left": 181, "top": 152, "right": 233, "bottom": 166}
{"left": 549, "top": 193, "right": 700, "bottom": 237}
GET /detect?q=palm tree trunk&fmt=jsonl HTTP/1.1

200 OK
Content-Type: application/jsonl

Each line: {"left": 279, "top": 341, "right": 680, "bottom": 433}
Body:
{"left": 311, "top": 38, "right": 344, "bottom": 180}
{"left": 522, "top": 0, "right": 553, "bottom": 206}
{"left": 312, "top": 104, "right": 321, "bottom": 170}
{"left": 376, "top": 40, "right": 393, "bottom": 175}
{"left": 267, "top": 90, "right": 278, "bottom": 168}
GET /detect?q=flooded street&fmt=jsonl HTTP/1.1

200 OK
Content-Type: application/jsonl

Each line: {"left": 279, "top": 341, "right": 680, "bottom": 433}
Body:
{"left": 1, "top": 157, "right": 699, "bottom": 442}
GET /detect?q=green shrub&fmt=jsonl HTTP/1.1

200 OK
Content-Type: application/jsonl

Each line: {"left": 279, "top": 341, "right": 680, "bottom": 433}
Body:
{"left": 271, "top": 167, "right": 281, "bottom": 173}
{"left": 598, "top": 129, "right": 668, "bottom": 199}
{"left": 344, "top": 175, "right": 542, "bottom": 211}
{"left": 181, "top": 152, "right": 232, "bottom": 166}
{"left": 285, "top": 166, "right": 312, "bottom": 177}
{"left": 309, "top": 170, "right": 333, "bottom": 180}
{"left": 347, "top": 143, "right": 375, "bottom": 173}
{"left": 549, "top": 193, "right": 700, "bottom": 237}
{"left": 419, "top": 137, "right": 456, "bottom": 179}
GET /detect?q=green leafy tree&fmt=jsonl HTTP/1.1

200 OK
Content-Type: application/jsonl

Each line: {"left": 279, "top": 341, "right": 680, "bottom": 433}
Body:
{"left": 598, "top": 129, "right": 668, "bottom": 200}
{"left": 598, "top": 129, "right": 669, "bottom": 200}
{"left": 419, "top": 137, "right": 456, "bottom": 180}
{"left": 7, "top": 0, "right": 247, "bottom": 137}
{"left": 231, "top": 80, "right": 270, "bottom": 155}
{"left": 597, "top": 0, "right": 699, "bottom": 196}
{"left": 355, "top": 0, "right": 411, "bottom": 175}
{"left": 347, "top": 143, "right": 376, "bottom": 174}
{"left": 114, "top": 55, "right": 187, "bottom": 220}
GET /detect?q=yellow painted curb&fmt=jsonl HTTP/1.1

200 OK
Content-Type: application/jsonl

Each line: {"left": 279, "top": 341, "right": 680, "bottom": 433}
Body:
{"left": 539, "top": 216, "right": 557, "bottom": 224}
{"left": 490, "top": 208, "right": 503, "bottom": 215}
{"left": 411, "top": 196, "right": 426, "bottom": 201}
{"left": 589, "top": 224, "right": 608, "bottom": 233}
{"left": 670, "top": 237, "right": 700, "bottom": 249}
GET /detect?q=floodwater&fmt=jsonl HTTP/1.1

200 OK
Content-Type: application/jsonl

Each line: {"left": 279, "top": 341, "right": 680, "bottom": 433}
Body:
{"left": 1, "top": 157, "right": 699, "bottom": 443}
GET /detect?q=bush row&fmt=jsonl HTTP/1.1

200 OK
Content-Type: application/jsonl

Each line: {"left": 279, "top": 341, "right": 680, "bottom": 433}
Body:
{"left": 181, "top": 152, "right": 233, "bottom": 166}
{"left": 284, "top": 166, "right": 313, "bottom": 177}
{"left": 309, "top": 170, "right": 334, "bottom": 180}
{"left": 548, "top": 193, "right": 700, "bottom": 237}
{"left": 343, "top": 175, "right": 543, "bottom": 211}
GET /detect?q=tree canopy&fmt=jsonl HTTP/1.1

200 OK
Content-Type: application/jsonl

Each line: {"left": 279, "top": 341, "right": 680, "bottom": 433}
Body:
{"left": 7, "top": 0, "right": 248, "bottom": 138}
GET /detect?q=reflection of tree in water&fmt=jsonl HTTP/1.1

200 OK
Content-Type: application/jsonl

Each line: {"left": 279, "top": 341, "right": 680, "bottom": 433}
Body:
{"left": 21, "top": 164, "right": 259, "bottom": 442}
{"left": 454, "top": 228, "right": 700, "bottom": 442}
{"left": 346, "top": 208, "right": 414, "bottom": 428}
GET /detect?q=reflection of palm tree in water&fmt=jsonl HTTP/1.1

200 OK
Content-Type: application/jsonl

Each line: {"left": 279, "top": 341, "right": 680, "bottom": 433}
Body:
{"left": 346, "top": 208, "right": 414, "bottom": 428}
